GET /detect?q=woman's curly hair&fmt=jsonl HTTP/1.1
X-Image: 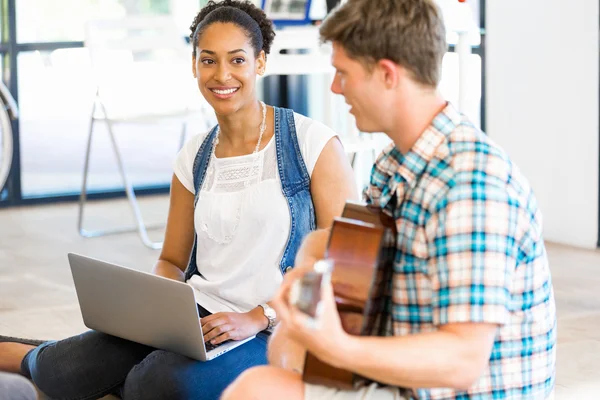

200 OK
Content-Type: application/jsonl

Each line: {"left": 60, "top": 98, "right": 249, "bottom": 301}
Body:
{"left": 189, "top": 0, "right": 276, "bottom": 58}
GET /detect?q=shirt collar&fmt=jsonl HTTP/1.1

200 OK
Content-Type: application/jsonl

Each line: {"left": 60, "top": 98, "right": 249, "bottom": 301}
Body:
{"left": 370, "top": 103, "right": 462, "bottom": 208}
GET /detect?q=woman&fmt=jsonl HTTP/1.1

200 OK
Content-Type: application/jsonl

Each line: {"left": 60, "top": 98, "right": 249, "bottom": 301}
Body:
{"left": 0, "top": 1, "right": 356, "bottom": 399}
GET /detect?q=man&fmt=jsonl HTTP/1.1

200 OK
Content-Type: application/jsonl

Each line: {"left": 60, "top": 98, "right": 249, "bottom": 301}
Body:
{"left": 223, "top": 0, "right": 556, "bottom": 399}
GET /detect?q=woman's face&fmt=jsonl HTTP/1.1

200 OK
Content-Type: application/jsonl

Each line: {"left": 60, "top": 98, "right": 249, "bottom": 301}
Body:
{"left": 193, "top": 22, "right": 265, "bottom": 116}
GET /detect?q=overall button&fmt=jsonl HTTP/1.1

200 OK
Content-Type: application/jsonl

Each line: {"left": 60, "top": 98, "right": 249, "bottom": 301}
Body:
{"left": 285, "top": 266, "right": 293, "bottom": 273}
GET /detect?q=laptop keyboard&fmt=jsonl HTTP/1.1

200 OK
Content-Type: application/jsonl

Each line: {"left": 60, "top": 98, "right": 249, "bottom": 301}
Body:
{"left": 205, "top": 340, "right": 228, "bottom": 352}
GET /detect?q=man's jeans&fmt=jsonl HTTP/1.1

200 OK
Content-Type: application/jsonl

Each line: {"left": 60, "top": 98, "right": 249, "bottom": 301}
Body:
{"left": 0, "top": 372, "right": 37, "bottom": 400}
{"left": 21, "top": 329, "right": 269, "bottom": 400}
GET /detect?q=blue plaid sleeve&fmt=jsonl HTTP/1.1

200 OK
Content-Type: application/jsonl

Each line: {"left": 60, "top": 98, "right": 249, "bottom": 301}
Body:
{"left": 427, "top": 181, "right": 519, "bottom": 326}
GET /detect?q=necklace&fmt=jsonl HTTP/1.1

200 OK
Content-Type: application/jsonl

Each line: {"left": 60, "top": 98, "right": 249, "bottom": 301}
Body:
{"left": 212, "top": 101, "right": 267, "bottom": 159}
{"left": 199, "top": 101, "right": 267, "bottom": 245}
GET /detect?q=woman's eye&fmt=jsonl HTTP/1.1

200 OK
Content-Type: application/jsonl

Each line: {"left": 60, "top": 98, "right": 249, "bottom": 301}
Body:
{"left": 232, "top": 57, "right": 245, "bottom": 64}
{"left": 201, "top": 59, "right": 215, "bottom": 65}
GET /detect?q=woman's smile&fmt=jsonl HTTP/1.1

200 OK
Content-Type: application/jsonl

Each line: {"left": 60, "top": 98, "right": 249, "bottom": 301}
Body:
{"left": 209, "top": 86, "right": 241, "bottom": 100}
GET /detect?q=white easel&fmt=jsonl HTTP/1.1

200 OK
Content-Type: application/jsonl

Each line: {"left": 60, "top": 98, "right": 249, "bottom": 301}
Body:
{"left": 454, "top": 0, "right": 476, "bottom": 113}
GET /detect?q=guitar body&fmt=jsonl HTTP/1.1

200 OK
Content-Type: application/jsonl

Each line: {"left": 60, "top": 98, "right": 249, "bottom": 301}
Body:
{"left": 302, "top": 201, "right": 396, "bottom": 389}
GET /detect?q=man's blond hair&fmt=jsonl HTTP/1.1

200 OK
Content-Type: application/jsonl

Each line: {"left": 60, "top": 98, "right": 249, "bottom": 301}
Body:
{"left": 320, "top": 0, "right": 447, "bottom": 87}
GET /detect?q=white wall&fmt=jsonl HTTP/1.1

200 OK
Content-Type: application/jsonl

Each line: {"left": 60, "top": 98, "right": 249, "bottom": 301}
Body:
{"left": 486, "top": 0, "right": 599, "bottom": 249}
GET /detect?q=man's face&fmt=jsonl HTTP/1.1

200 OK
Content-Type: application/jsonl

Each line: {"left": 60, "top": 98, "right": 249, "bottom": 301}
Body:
{"left": 330, "top": 42, "right": 388, "bottom": 133}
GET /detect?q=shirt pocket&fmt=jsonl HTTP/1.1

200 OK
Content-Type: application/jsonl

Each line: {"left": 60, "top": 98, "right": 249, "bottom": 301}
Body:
{"left": 395, "top": 221, "right": 429, "bottom": 274}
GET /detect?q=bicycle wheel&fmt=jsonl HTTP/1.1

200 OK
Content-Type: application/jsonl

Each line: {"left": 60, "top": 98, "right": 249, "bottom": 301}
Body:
{"left": 0, "top": 102, "right": 13, "bottom": 192}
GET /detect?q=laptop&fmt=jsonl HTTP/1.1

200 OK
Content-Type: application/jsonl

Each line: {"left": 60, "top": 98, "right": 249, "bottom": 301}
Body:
{"left": 67, "top": 253, "right": 255, "bottom": 361}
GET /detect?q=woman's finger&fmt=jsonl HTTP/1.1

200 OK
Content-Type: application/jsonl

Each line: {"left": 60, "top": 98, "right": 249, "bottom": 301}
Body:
{"left": 210, "top": 330, "right": 233, "bottom": 345}
{"left": 204, "top": 323, "right": 232, "bottom": 342}
{"left": 200, "top": 312, "right": 225, "bottom": 324}
{"left": 202, "top": 318, "right": 229, "bottom": 342}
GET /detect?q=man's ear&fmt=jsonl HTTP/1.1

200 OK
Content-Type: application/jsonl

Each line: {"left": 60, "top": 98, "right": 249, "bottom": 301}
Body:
{"left": 256, "top": 50, "right": 267, "bottom": 76}
{"left": 377, "top": 59, "right": 402, "bottom": 89}
{"left": 191, "top": 55, "right": 197, "bottom": 78}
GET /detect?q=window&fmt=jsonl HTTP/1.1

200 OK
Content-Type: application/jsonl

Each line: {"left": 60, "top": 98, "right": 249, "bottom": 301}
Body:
{"left": 1, "top": 0, "right": 203, "bottom": 205}
{"left": 17, "top": 46, "right": 200, "bottom": 196}
{"left": 17, "top": 0, "right": 171, "bottom": 43}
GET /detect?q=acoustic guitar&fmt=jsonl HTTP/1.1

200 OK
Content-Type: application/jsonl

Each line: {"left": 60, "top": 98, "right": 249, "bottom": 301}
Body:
{"left": 299, "top": 201, "right": 397, "bottom": 390}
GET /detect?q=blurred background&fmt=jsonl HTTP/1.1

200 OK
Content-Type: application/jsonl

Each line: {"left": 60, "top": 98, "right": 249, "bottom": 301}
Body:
{"left": 0, "top": 0, "right": 484, "bottom": 202}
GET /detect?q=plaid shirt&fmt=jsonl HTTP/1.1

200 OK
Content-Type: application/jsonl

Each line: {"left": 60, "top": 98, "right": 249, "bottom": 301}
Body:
{"left": 364, "top": 104, "right": 556, "bottom": 399}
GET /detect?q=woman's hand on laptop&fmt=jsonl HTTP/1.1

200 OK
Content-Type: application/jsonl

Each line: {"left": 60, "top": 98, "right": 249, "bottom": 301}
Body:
{"left": 201, "top": 308, "right": 268, "bottom": 345}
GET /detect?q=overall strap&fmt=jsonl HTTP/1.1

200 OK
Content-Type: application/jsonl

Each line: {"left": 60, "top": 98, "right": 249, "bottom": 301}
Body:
{"left": 184, "top": 125, "right": 218, "bottom": 281}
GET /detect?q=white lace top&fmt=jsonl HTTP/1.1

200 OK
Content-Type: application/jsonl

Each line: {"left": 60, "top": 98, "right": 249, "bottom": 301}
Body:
{"left": 173, "top": 113, "right": 337, "bottom": 313}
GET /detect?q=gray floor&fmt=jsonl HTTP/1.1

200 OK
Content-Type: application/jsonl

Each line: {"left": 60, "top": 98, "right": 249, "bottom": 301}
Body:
{"left": 1, "top": 195, "right": 599, "bottom": 399}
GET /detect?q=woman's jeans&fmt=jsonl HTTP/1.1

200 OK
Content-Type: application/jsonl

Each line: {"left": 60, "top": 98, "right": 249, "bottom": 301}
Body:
{"left": 20, "top": 307, "right": 269, "bottom": 400}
